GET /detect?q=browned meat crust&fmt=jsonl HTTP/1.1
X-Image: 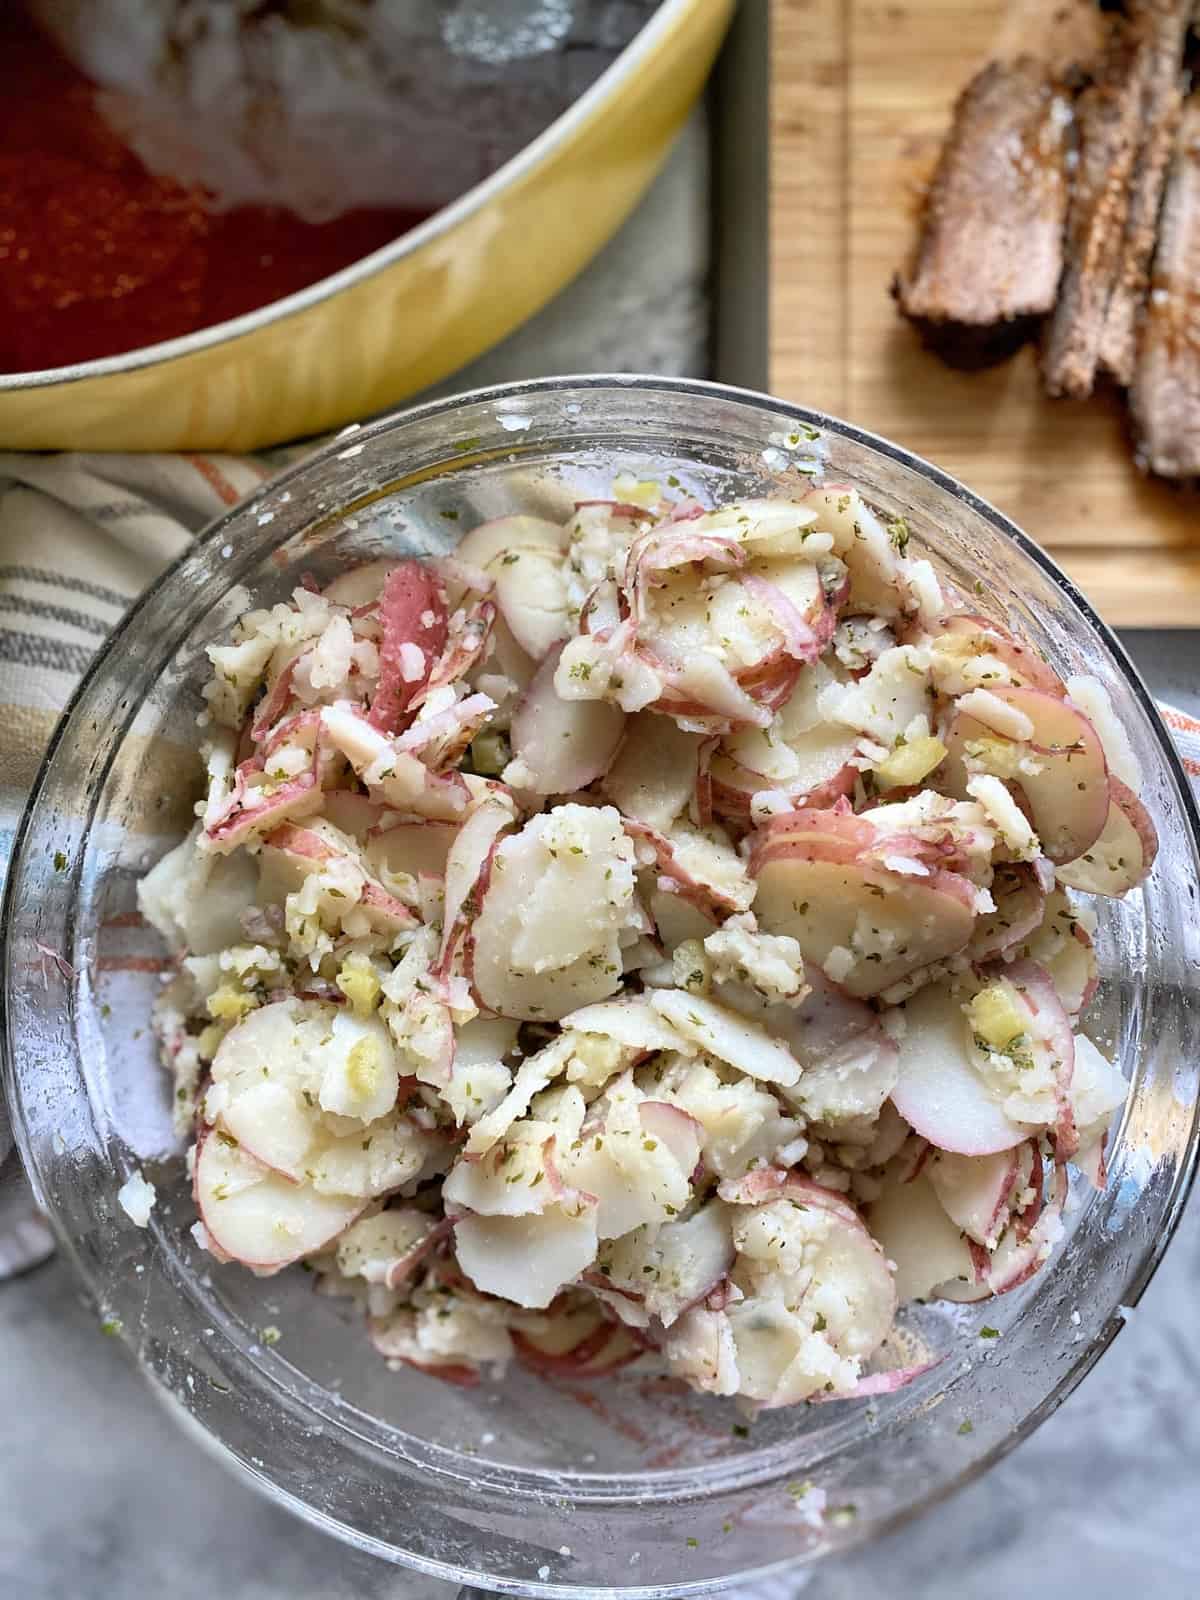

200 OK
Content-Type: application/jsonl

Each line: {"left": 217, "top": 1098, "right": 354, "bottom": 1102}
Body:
{"left": 1130, "top": 101, "right": 1200, "bottom": 477}
{"left": 894, "top": 58, "right": 1073, "bottom": 369}
{"left": 1042, "top": 31, "right": 1145, "bottom": 398}
{"left": 1098, "top": 0, "right": 1192, "bottom": 386}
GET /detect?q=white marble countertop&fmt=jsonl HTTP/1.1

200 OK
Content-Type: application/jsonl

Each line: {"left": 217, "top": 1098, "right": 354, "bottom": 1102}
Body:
{"left": 4, "top": 108, "right": 1200, "bottom": 1600}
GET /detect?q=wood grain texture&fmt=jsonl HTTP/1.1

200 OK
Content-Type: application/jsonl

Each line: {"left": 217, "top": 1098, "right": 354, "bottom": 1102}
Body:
{"left": 769, "top": 0, "right": 1200, "bottom": 626}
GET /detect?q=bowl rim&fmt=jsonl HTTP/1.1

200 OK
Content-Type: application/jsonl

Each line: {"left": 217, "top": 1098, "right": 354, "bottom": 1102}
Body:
{"left": 0, "top": 0, "right": 709, "bottom": 392}
{"left": 5, "top": 373, "right": 1200, "bottom": 1595}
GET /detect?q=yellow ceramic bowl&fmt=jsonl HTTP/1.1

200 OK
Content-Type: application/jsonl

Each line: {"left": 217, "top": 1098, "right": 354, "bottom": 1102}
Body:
{"left": 0, "top": 0, "right": 732, "bottom": 454}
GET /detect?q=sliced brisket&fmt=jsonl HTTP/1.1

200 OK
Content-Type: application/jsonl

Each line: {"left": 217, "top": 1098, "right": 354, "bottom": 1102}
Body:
{"left": 894, "top": 58, "right": 1073, "bottom": 368}
{"left": 1130, "top": 101, "right": 1200, "bottom": 477}
{"left": 1042, "top": 31, "right": 1145, "bottom": 398}
{"left": 1097, "top": 0, "right": 1192, "bottom": 385}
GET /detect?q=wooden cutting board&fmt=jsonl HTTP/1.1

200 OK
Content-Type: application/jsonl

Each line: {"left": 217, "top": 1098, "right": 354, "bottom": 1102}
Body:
{"left": 768, "top": 0, "right": 1200, "bottom": 626}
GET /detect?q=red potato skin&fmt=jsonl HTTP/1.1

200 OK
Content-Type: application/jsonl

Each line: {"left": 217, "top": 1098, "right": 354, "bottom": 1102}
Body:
{"left": 999, "top": 959, "right": 1079, "bottom": 1162}
{"left": 261, "top": 821, "right": 418, "bottom": 929}
{"left": 930, "top": 613, "right": 1067, "bottom": 699}
{"left": 193, "top": 1129, "right": 365, "bottom": 1274}
{"left": 368, "top": 561, "right": 449, "bottom": 733}
{"left": 708, "top": 755, "right": 857, "bottom": 823}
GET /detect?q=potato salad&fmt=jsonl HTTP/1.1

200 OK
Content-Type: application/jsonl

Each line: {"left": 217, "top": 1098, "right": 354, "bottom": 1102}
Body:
{"left": 139, "top": 485, "right": 1152, "bottom": 1410}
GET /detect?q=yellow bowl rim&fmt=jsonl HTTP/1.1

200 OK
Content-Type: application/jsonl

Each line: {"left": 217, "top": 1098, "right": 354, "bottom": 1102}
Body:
{"left": 2, "top": 0, "right": 707, "bottom": 392}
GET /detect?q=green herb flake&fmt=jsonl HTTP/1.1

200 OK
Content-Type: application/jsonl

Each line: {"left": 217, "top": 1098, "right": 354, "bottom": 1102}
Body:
{"left": 979, "top": 1325, "right": 1001, "bottom": 1340}
{"left": 53, "top": 850, "right": 68, "bottom": 872}
{"left": 957, "top": 1419, "right": 974, "bottom": 1435}
{"left": 732, "top": 1422, "right": 750, "bottom": 1438}
{"left": 261, "top": 1325, "right": 282, "bottom": 1347}
{"left": 100, "top": 1316, "right": 123, "bottom": 1337}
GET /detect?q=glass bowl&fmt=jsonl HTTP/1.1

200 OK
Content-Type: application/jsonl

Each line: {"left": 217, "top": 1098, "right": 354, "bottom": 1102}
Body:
{"left": 4, "top": 377, "right": 1199, "bottom": 1597}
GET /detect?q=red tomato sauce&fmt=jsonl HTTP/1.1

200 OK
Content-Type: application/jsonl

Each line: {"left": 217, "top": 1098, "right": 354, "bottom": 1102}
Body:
{"left": 0, "top": 10, "right": 430, "bottom": 374}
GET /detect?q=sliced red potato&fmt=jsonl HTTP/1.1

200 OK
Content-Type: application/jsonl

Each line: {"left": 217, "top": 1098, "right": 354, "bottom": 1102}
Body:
{"left": 710, "top": 723, "right": 859, "bottom": 821}
{"left": 470, "top": 806, "right": 637, "bottom": 1020}
{"left": 936, "top": 1167, "right": 1068, "bottom": 1303}
{"left": 203, "top": 757, "right": 322, "bottom": 852}
{"left": 606, "top": 1200, "right": 736, "bottom": 1326}
{"left": 734, "top": 972, "right": 900, "bottom": 1125}
{"left": 335, "top": 1209, "right": 451, "bottom": 1289}
{"left": 512, "top": 1301, "right": 647, "bottom": 1378}
{"left": 1057, "top": 777, "right": 1158, "bottom": 896}
{"left": 751, "top": 812, "right": 977, "bottom": 999}
{"left": 363, "top": 818, "right": 455, "bottom": 883}
{"left": 601, "top": 712, "right": 703, "bottom": 831}
{"left": 561, "top": 995, "right": 692, "bottom": 1057}
{"left": 508, "top": 644, "right": 625, "bottom": 794}
{"left": 438, "top": 798, "right": 514, "bottom": 971}
{"left": 943, "top": 686, "right": 1109, "bottom": 865}
{"left": 194, "top": 1131, "right": 362, "bottom": 1271}
{"left": 725, "top": 1204, "right": 897, "bottom": 1408}
{"left": 219, "top": 1081, "right": 316, "bottom": 1181}
{"left": 890, "top": 983, "right": 1031, "bottom": 1156}
{"left": 741, "top": 556, "right": 832, "bottom": 664}
{"left": 320, "top": 789, "right": 386, "bottom": 839}
{"left": 803, "top": 487, "right": 902, "bottom": 616}
{"left": 443, "top": 1128, "right": 560, "bottom": 1218}
{"left": 818, "top": 644, "right": 933, "bottom": 749}
{"left": 493, "top": 547, "right": 571, "bottom": 659}
{"left": 717, "top": 1167, "right": 863, "bottom": 1229}
{"left": 926, "top": 1144, "right": 1034, "bottom": 1250}
{"left": 929, "top": 612, "right": 1066, "bottom": 698}
{"left": 868, "top": 1169, "right": 978, "bottom": 1303}
{"left": 320, "top": 703, "right": 469, "bottom": 821}
{"left": 1017, "top": 889, "right": 1099, "bottom": 1017}
{"left": 210, "top": 998, "right": 401, "bottom": 1128}
{"left": 967, "top": 862, "right": 1046, "bottom": 961}
{"left": 453, "top": 513, "right": 567, "bottom": 575}
{"left": 988, "top": 960, "right": 1077, "bottom": 1157}
{"left": 368, "top": 561, "right": 448, "bottom": 732}
{"left": 1064, "top": 673, "right": 1143, "bottom": 792}
{"left": 454, "top": 1204, "right": 599, "bottom": 1309}
{"left": 257, "top": 818, "right": 417, "bottom": 933}
{"left": 626, "top": 817, "right": 754, "bottom": 919}
{"left": 137, "top": 824, "right": 259, "bottom": 957}
{"left": 649, "top": 990, "right": 802, "bottom": 1086}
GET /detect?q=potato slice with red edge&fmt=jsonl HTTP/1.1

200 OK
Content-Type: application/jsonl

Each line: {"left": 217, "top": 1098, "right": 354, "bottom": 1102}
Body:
{"left": 926, "top": 1144, "right": 1033, "bottom": 1250}
{"left": 890, "top": 983, "right": 1031, "bottom": 1156}
{"left": 930, "top": 612, "right": 1066, "bottom": 698}
{"left": 1017, "top": 889, "right": 1098, "bottom": 1017}
{"left": 368, "top": 561, "right": 448, "bottom": 732}
{"left": 194, "top": 1131, "right": 362, "bottom": 1271}
{"left": 454, "top": 1205, "right": 599, "bottom": 1309}
{"left": 751, "top": 813, "right": 977, "bottom": 999}
{"left": 943, "top": 685, "right": 1109, "bottom": 865}
{"left": 219, "top": 1081, "right": 316, "bottom": 1181}
{"left": 509, "top": 643, "right": 625, "bottom": 795}
{"left": 709, "top": 724, "right": 858, "bottom": 821}
{"left": 1057, "top": 777, "right": 1158, "bottom": 895}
